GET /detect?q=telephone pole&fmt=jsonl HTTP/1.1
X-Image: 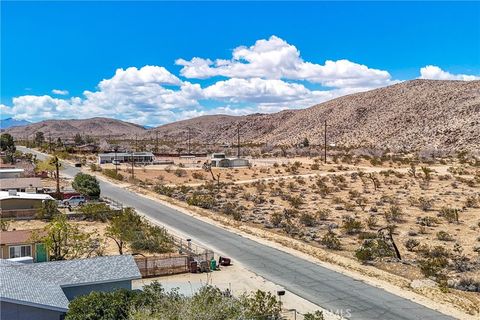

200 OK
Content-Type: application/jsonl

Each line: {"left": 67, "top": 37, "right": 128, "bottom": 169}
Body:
{"left": 324, "top": 120, "right": 327, "bottom": 163}
{"left": 237, "top": 124, "right": 240, "bottom": 158}
{"left": 187, "top": 128, "right": 191, "bottom": 155}
{"left": 48, "top": 133, "right": 52, "bottom": 153}
{"left": 131, "top": 151, "right": 135, "bottom": 180}
{"left": 155, "top": 131, "right": 159, "bottom": 153}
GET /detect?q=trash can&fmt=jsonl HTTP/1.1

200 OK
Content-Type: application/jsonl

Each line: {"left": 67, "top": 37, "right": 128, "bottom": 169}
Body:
{"left": 210, "top": 258, "right": 217, "bottom": 271}
{"left": 189, "top": 260, "right": 198, "bottom": 273}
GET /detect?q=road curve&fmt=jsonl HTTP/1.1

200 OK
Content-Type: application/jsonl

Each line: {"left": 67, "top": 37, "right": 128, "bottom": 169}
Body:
{"left": 21, "top": 147, "right": 455, "bottom": 320}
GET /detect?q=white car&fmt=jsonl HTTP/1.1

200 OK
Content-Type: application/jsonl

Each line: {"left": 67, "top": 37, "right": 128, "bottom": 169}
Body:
{"left": 63, "top": 196, "right": 86, "bottom": 207}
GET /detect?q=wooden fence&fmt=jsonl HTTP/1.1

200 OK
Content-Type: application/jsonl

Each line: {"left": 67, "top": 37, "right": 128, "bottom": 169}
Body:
{"left": 134, "top": 250, "right": 215, "bottom": 278}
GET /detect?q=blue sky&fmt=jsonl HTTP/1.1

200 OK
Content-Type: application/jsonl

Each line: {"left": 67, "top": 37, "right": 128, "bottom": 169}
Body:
{"left": 1, "top": 1, "right": 479, "bottom": 126}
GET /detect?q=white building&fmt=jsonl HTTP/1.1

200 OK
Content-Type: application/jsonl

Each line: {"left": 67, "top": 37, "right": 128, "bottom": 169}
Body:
{"left": 210, "top": 153, "right": 249, "bottom": 168}
{"left": 0, "top": 169, "right": 24, "bottom": 179}
{"left": 97, "top": 152, "right": 154, "bottom": 164}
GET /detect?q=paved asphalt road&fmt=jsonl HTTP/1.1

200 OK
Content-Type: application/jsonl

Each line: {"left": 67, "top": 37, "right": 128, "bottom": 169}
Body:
{"left": 22, "top": 147, "right": 455, "bottom": 320}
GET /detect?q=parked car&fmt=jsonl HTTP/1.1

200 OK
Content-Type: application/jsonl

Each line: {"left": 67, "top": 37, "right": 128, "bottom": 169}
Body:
{"left": 63, "top": 195, "right": 86, "bottom": 207}
{"left": 74, "top": 162, "right": 82, "bottom": 167}
{"left": 112, "top": 159, "right": 120, "bottom": 165}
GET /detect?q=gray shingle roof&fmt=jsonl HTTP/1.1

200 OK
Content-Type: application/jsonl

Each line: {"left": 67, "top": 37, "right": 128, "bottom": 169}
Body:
{"left": 0, "top": 255, "right": 141, "bottom": 311}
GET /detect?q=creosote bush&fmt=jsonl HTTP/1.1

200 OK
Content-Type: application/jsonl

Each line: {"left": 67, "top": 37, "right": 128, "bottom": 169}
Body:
{"left": 320, "top": 230, "right": 341, "bottom": 250}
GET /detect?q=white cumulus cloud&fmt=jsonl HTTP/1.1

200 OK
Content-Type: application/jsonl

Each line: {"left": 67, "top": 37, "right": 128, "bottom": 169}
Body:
{"left": 419, "top": 65, "right": 480, "bottom": 81}
{"left": 51, "top": 89, "right": 69, "bottom": 95}
{"left": 176, "top": 35, "right": 395, "bottom": 88}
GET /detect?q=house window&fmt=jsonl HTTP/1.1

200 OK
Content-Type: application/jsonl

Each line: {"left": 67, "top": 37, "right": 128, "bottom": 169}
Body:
{"left": 9, "top": 245, "right": 32, "bottom": 258}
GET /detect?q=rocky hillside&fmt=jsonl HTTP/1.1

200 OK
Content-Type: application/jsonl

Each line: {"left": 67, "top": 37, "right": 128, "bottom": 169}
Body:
{"left": 151, "top": 79, "right": 480, "bottom": 152}
{"left": 6, "top": 80, "right": 479, "bottom": 152}
{"left": 6, "top": 117, "right": 146, "bottom": 139}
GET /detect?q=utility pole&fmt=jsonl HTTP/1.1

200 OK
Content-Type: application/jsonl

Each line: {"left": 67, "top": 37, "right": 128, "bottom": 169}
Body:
{"left": 114, "top": 146, "right": 119, "bottom": 175}
{"left": 131, "top": 151, "right": 135, "bottom": 180}
{"left": 50, "top": 156, "right": 61, "bottom": 198}
{"left": 135, "top": 134, "right": 138, "bottom": 152}
{"left": 155, "top": 131, "right": 159, "bottom": 153}
{"left": 187, "top": 128, "right": 191, "bottom": 155}
{"left": 237, "top": 124, "right": 240, "bottom": 158}
{"left": 324, "top": 120, "right": 327, "bottom": 163}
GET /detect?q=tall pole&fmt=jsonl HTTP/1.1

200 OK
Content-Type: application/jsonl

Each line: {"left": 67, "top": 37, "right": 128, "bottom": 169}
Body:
{"left": 237, "top": 124, "right": 240, "bottom": 158}
{"left": 114, "top": 146, "right": 118, "bottom": 175}
{"left": 324, "top": 120, "right": 327, "bottom": 163}
{"left": 131, "top": 151, "right": 135, "bottom": 180}
{"left": 155, "top": 131, "right": 159, "bottom": 153}
{"left": 187, "top": 128, "right": 191, "bottom": 155}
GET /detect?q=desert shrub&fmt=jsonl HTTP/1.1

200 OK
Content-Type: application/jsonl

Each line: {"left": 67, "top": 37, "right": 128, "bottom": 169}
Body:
{"left": 79, "top": 203, "right": 115, "bottom": 222}
{"left": 89, "top": 163, "right": 102, "bottom": 172}
{"left": 417, "top": 216, "right": 438, "bottom": 227}
{"left": 192, "top": 172, "right": 205, "bottom": 180}
{"left": 153, "top": 184, "right": 176, "bottom": 197}
{"left": 418, "top": 257, "right": 448, "bottom": 279}
{"left": 418, "top": 197, "right": 433, "bottom": 211}
{"left": 438, "top": 207, "right": 459, "bottom": 223}
{"left": 186, "top": 193, "right": 216, "bottom": 209}
{"left": 304, "top": 311, "right": 325, "bottom": 320}
{"left": 317, "top": 208, "right": 331, "bottom": 220}
{"left": 436, "top": 231, "right": 453, "bottom": 241}
{"left": 299, "top": 213, "right": 316, "bottom": 227}
{"left": 270, "top": 212, "right": 283, "bottom": 227}
{"left": 287, "top": 195, "right": 304, "bottom": 209}
{"left": 366, "top": 215, "right": 378, "bottom": 229}
{"left": 320, "top": 230, "right": 341, "bottom": 250}
{"left": 174, "top": 168, "right": 187, "bottom": 177}
{"left": 451, "top": 277, "right": 480, "bottom": 292}
{"left": 358, "top": 232, "right": 377, "bottom": 240}
{"left": 103, "top": 169, "right": 124, "bottom": 181}
{"left": 355, "top": 238, "right": 394, "bottom": 263}
{"left": 342, "top": 216, "right": 363, "bottom": 235}
{"left": 465, "top": 196, "right": 479, "bottom": 208}
{"left": 310, "top": 163, "right": 320, "bottom": 170}
{"left": 405, "top": 238, "right": 420, "bottom": 251}
{"left": 383, "top": 205, "right": 404, "bottom": 223}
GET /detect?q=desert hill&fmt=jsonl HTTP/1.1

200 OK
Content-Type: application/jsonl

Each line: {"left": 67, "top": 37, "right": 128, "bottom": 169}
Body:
{"left": 5, "top": 117, "right": 146, "bottom": 139}
{"left": 150, "top": 79, "right": 480, "bottom": 152}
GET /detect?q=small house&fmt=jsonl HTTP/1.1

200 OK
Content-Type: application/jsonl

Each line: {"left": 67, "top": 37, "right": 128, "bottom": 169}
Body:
{"left": 0, "top": 255, "right": 142, "bottom": 320}
{"left": 0, "top": 229, "right": 48, "bottom": 262}
{"left": 0, "top": 177, "right": 43, "bottom": 193}
{"left": 0, "top": 191, "right": 54, "bottom": 219}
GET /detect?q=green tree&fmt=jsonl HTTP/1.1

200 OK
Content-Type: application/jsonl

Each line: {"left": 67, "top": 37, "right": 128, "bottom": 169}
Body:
{"left": 72, "top": 173, "right": 100, "bottom": 198}
{"left": 66, "top": 289, "right": 133, "bottom": 320}
{"left": 302, "top": 137, "right": 310, "bottom": 147}
{"left": 34, "top": 214, "right": 96, "bottom": 260}
{"left": 37, "top": 199, "right": 60, "bottom": 220}
{"left": 34, "top": 131, "right": 45, "bottom": 146}
{"left": 74, "top": 133, "right": 85, "bottom": 145}
{"left": 105, "top": 208, "right": 142, "bottom": 255}
{"left": 1, "top": 133, "right": 16, "bottom": 164}
{"left": 0, "top": 133, "right": 15, "bottom": 151}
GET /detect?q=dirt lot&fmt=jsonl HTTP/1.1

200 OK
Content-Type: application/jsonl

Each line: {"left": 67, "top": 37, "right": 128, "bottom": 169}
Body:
{"left": 125, "top": 155, "right": 480, "bottom": 315}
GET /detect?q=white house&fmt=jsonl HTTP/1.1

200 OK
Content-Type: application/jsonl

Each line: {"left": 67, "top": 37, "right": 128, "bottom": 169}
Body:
{"left": 210, "top": 153, "right": 250, "bottom": 168}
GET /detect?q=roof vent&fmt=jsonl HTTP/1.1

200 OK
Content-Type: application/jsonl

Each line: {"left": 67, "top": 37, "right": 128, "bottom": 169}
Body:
{"left": 8, "top": 190, "right": 17, "bottom": 196}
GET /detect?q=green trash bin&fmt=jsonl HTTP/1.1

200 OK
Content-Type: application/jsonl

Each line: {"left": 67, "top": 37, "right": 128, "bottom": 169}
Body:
{"left": 210, "top": 258, "right": 217, "bottom": 271}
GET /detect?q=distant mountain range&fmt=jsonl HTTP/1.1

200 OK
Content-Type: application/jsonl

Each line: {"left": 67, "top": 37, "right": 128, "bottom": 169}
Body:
{"left": 0, "top": 118, "right": 30, "bottom": 130}
{"left": 5, "top": 80, "right": 480, "bottom": 151}
{"left": 5, "top": 117, "right": 146, "bottom": 139}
